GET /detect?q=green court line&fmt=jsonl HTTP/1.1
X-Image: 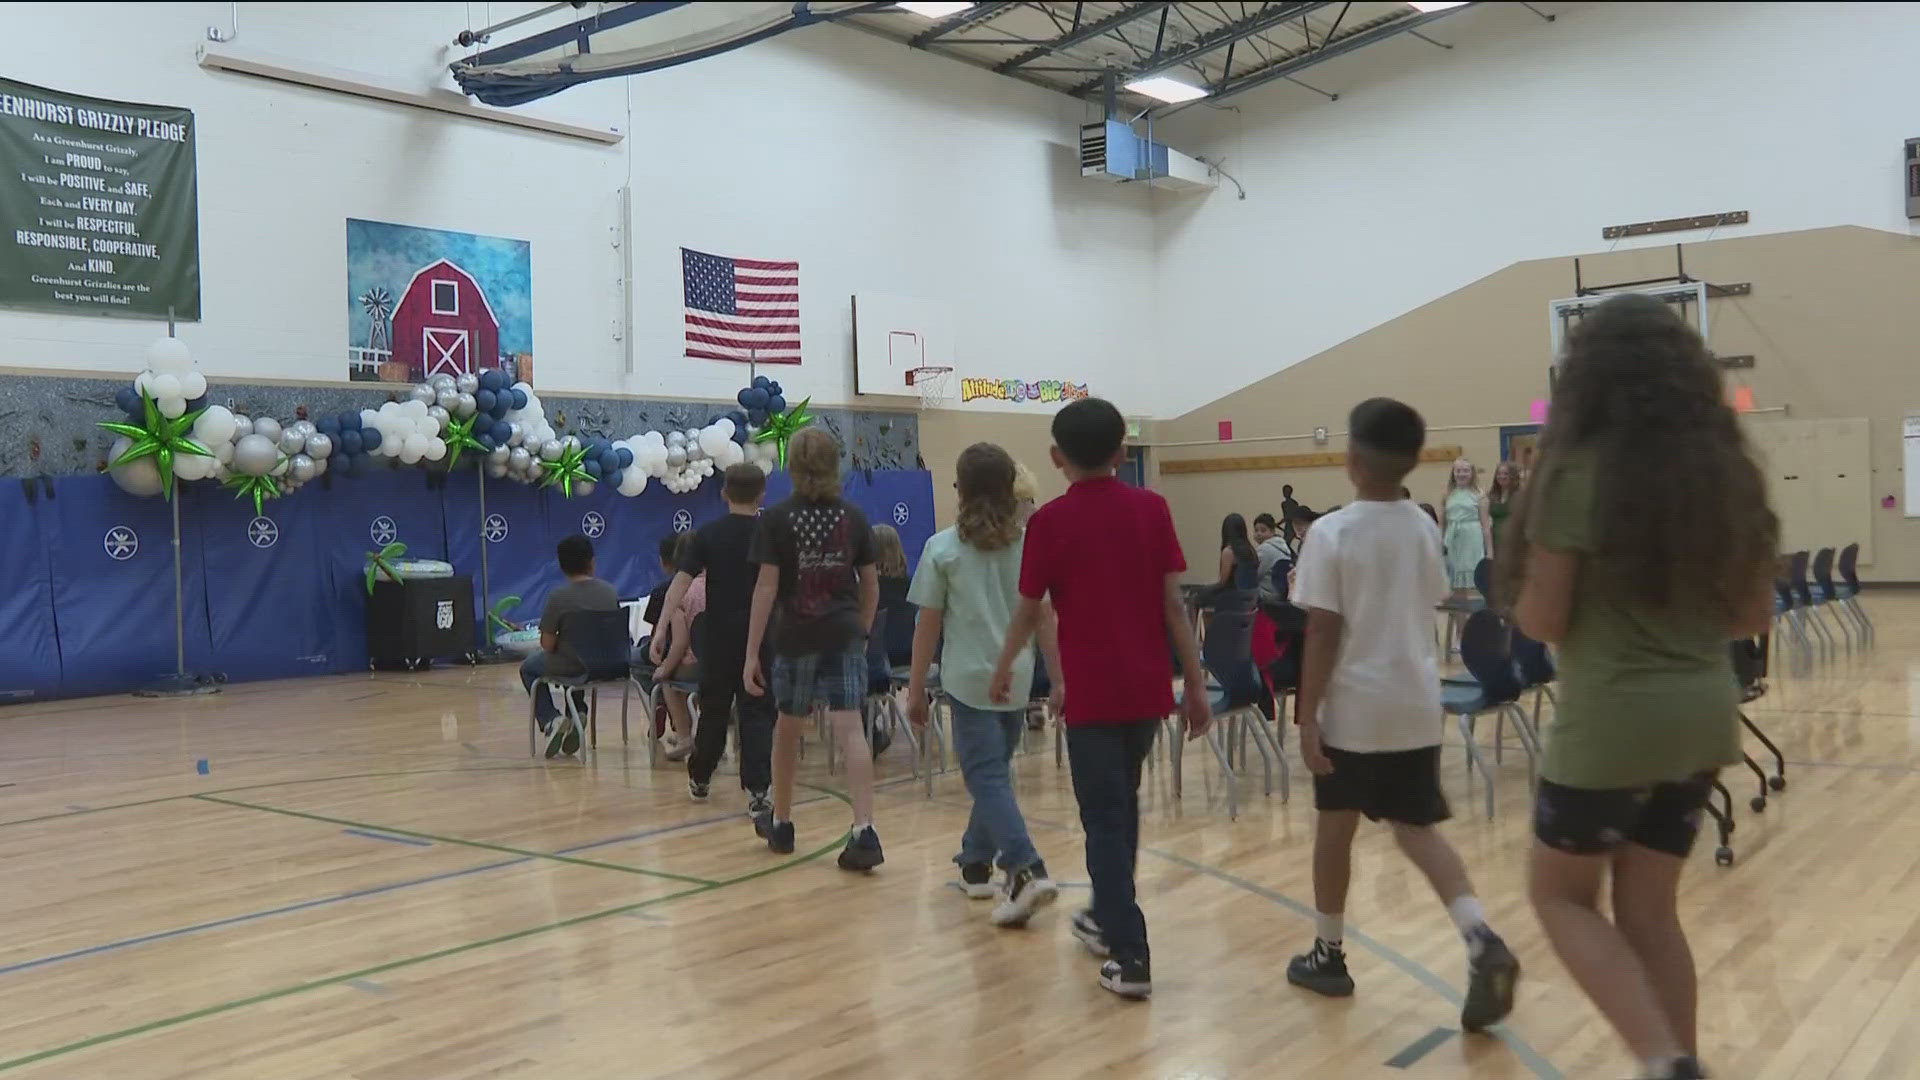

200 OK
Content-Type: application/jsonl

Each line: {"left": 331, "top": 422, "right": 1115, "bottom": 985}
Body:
{"left": 0, "top": 821, "right": 853, "bottom": 1073}
{"left": 0, "top": 765, "right": 545, "bottom": 831}
{"left": 192, "top": 795, "right": 718, "bottom": 886}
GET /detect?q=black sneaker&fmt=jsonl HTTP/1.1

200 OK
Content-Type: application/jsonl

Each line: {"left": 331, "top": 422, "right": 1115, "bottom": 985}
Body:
{"left": 1658, "top": 1058, "right": 1709, "bottom": 1079}
{"left": 561, "top": 727, "right": 581, "bottom": 756}
{"left": 747, "top": 791, "right": 772, "bottom": 821}
{"left": 1287, "top": 939, "right": 1355, "bottom": 997}
{"left": 543, "top": 722, "right": 566, "bottom": 759}
{"left": 1461, "top": 929, "right": 1520, "bottom": 1033}
{"left": 991, "top": 863, "right": 1059, "bottom": 927}
{"left": 838, "top": 826, "right": 884, "bottom": 871}
{"left": 957, "top": 862, "right": 996, "bottom": 899}
{"left": 1098, "top": 956, "right": 1152, "bottom": 999}
{"left": 688, "top": 778, "right": 710, "bottom": 802}
{"left": 765, "top": 819, "right": 795, "bottom": 855}
{"left": 1071, "top": 908, "right": 1110, "bottom": 957}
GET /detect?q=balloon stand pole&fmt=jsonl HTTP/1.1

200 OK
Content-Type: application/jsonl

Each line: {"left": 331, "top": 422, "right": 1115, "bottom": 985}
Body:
{"left": 135, "top": 486, "right": 220, "bottom": 697}
{"left": 464, "top": 466, "right": 511, "bottom": 666}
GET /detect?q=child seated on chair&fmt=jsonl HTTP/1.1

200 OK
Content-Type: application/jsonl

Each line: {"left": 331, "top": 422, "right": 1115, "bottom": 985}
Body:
{"left": 519, "top": 533, "right": 620, "bottom": 760}
{"left": 653, "top": 568, "right": 706, "bottom": 762}
{"left": 1286, "top": 398, "right": 1518, "bottom": 1032}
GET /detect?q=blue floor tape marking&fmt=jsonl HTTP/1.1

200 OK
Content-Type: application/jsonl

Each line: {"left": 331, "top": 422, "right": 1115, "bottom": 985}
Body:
{"left": 342, "top": 828, "right": 432, "bottom": 848}
{"left": 1386, "top": 1027, "right": 1456, "bottom": 1069}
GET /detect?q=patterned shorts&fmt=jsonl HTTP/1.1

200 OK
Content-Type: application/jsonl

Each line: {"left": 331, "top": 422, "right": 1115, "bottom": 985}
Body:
{"left": 771, "top": 647, "right": 868, "bottom": 717}
{"left": 1533, "top": 772, "right": 1717, "bottom": 858}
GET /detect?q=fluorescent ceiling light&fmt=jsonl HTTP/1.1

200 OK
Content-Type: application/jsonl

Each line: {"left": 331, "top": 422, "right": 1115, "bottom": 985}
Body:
{"left": 895, "top": 2, "right": 974, "bottom": 17}
{"left": 1124, "top": 75, "right": 1209, "bottom": 104}
{"left": 1407, "top": 2, "right": 1469, "bottom": 11}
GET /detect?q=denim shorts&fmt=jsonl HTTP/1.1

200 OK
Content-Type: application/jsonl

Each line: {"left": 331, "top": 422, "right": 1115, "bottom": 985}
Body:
{"left": 771, "top": 647, "right": 867, "bottom": 716}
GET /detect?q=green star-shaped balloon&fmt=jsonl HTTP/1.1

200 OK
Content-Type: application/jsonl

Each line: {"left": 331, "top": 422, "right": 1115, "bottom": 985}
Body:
{"left": 365, "top": 542, "right": 408, "bottom": 595}
{"left": 442, "top": 411, "right": 487, "bottom": 471}
{"left": 98, "top": 391, "right": 213, "bottom": 500}
{"left": 538, "top": 439, "right": 592, "bottom": 498}
{"left": 752, "top": 397, "right": 813, "bottom": 469}
{"left": 223, "top": 470, "right": 283, "bottom": 518}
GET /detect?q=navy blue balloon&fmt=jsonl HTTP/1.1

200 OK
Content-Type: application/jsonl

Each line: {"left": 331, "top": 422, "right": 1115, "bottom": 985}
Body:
{"left": 340, "top": 429, "right": 364, "bottom": 455}
{"left": 184, "top": 395, "right": 208, "bottom": 414}
{"left": 600, "top": 451, "right": 621, "bottom": 476}
{"left": 510, "top": 387, "right": 528, "bottom": 410}
{"left": 616, "top": 446, "right": 634, "bottom": 469}
{"left": 361, "top": 427, "right": 383, "bottom": 452}
{"left": 732, "top": 426, "right": 750, "bottom": 445}
{"left": 742, "top": 387, "right": 769, "bottom": 410}
{"left": 480, "top": 431, "right": 499, "bottom": 450}
{"left": 478, "top": 369, "right": 503, "bottom": 392}
{"left": 474, "top": 388, "right": 496, "bottom": 415}
{"left": 604, "top": 468, "right": 622, "bottom": 489}
{"left": 736, "top": 388, "right": 754, "bottom": 407}
{"left": 767, "top": 380, "right": 783, "bottom": 396}
{"left": 584, "top": 459, "right": 603, "bottom": 480}
{"left": 752, "top": 375, "right": 771, "bottom": 390}
{"left": 747, "top": 408, "right": 768, "bottom": 427}
{"left": 767, "top": 394, "right": 787, "bottom": 414}
{"left": 491, "top": 396, "right": 511, "bottom": 419}
{"left": 339, "top": 410, "right": 362, "bottom": 432}
{"left": 115, "top": 386, "right": 142, "bottom": 418}
{"left": 316, "top": 415, "right": 340, "bottom": 436}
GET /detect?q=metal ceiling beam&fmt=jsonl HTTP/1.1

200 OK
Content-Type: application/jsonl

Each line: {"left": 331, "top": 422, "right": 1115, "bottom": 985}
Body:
{"left": 1157, "top": 2, "right": 1480, "bottom": 116}
{"left": 908, "top": 1, "right": 1015, "bottom": 47}
{"left": 995, "top": 1, "right": 1174, "bottom": 73}
{"left": 1065, "top": 0, "right": 1334, "bottom": 96}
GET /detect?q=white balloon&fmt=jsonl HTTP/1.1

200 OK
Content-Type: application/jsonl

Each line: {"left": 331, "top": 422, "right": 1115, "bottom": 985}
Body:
{"left": 151, "top": 373, "right": 182, "bottom": 401}
{"left": 697, "top": 427, "right": 731, "bottom": 458}
{"left": 425, "top": 437, "right": 447, "bottom": 462}
{"left": 134, "top": 371, "right": 155, "bottom": 398}
{"left": 146, "top": 336, "right": 193, "bottom": 376}
{"left": 402, "top": 433, "right": 429, "bottom": 462}
{"left": 415, "top": 415, "right": 440, "bottom": 438}
{"left": 360, "top": 409, "right": 382, "bottom": 431}
{"left": 403, "top": 399, "right": 429, "bottom": 418}
{"left": 195, "top": 406, "right": 233, "bottom": 439}
{"left": 157, "top": 396, "right": 186, "bottom": 419}
{"left": 213, "top": 440, "right": 234, "bottom": 464}
{"left": 619, "top": 471, "right": 647, "bottom": 497}
{"left": 180, "top": 371, "right": 207, "bottom": 401}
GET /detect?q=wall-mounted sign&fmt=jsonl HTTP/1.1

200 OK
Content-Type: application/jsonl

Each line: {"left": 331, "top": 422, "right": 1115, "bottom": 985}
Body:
{"left": 958, "top": 377, "right": 1089, "bottom": 405}
{"left": 0, "top": 77, "right": 199, "bottom": 319}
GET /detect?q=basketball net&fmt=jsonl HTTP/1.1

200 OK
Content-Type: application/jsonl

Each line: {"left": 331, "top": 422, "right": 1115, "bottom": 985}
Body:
{"left": 906, "top": 365, "right": 953, "bottom": 409}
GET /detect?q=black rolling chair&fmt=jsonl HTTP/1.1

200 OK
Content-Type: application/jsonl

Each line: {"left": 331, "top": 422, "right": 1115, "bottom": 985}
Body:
{"left": 528, "top": 608, "right": 635, "bottom": 763}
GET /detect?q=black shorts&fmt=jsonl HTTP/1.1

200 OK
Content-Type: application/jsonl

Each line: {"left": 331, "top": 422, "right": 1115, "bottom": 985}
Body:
{"left": 1533, "top": 772, "right": 1716, "bottom": 859}
{"left": 1313, "top": 745, "right": 1450, "bottom": 826}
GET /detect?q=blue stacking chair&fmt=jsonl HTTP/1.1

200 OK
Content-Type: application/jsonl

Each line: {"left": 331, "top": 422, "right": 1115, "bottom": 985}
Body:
{"left": 1171, "top": 607, "right": 1285, "bottom": 819}
{"left": 1442, "top": 610, "right": 1535, "bottom": 819}
{"left": 1833, "top": 543, "right": 1872, "bottom": 645}
{"left": 528, "top": 608, "right": 634, "bottom": 764}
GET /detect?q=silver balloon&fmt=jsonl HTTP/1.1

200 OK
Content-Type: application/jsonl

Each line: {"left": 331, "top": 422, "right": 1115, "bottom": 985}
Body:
{"left": 253, "top": 416, "right": 282, "bottom": 442}
{"left": 505, "top": 422, "right": 522, "bottom": 446}
{"left": 561, "top": 435, "right": 580, "bottom": 453}
{"left": 488, "top": 445, "right": 511, "bottom": 466}
{"left": 305, "top": 433, "right": 333, "bottom": 459}
{"left": 430, "top": 373, "right": 456, "bottom": 392}
{"left": 684, "top": 428, "right": 701, "bottom": 444}
{"left": 487, "top": 462, "right": 509, "bottom": 479}
{"left": 311, "top": 454, "right": 329, "bottom": 476}
{"left": 289, "top": 453, "right": 316, "bottom": 482}
{"left": 453, "top": 392, "right": 477, "bottom": 418}
{"left": 508, "top": 446, "right": 532, "bottom": 472}
{"left": 666, "top": 446, "right": 687, "bottom": 468}
{"left": 278, "top": 428, "right": 306, "bottom": 456}
{"left": 232, "top": 433, "right": 280, "bottom": 477}
{"left": 521, "top": 436, "right": 544, "bottom": 459}
{"left": 106, "top": 435, "right": 164, "bottom": 497}
{"left": 666, "top": 430, "right": 686, "bottom": 447}
{"left": 540, "top": 440, "right": 563, "bottom": 462}
{"left": 435, "top": 388, "right": 459, "bottom": 411}
{"left": 573, "top": 479, "right": 596, "bottom": 498}
{"left": 686, "top": 441, "right": 708, "bottom": 461}
{"left": 410, "top": 383, "right": 437, "bottom": 406}
{"left": 229, "top": 414, "right": 251, "bottom": 440}
{"left": 428, "top": 405, "right": 450, "bottom": 428}
{"left": 455, "top": 372, "right": 479, "bottom": 395}
{"left": 285, "top": 420, "right": 313, "bottom": 440}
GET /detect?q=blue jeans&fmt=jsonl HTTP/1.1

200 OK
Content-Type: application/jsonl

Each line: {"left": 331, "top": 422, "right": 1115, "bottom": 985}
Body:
{"left": 1065, "top": 719, "right": 1158, "bottom": 962}
{"left": 950, "top": 700, "right": 1041, "bottom": 872}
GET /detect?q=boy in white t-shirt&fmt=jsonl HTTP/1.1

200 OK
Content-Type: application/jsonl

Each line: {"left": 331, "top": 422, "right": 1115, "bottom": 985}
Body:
{"left": 1288, "top": 397, "right": 1520, "bottom": 1034}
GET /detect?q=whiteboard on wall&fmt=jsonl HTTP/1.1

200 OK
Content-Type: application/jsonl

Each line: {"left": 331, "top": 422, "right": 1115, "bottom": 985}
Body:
{"left": 852, "top": 292, "right": 954, "bottom": 399}
{"left": 1906, "top": 415, "right": 1920, "bottom": 518}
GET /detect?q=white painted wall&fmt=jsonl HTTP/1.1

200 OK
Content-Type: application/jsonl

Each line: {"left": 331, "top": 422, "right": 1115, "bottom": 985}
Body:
{"left": 0, "top": 3, "right": 1157, "bottom": 413}
{"left": 1151, "top": 1, "right": 1920, "bottom": 417}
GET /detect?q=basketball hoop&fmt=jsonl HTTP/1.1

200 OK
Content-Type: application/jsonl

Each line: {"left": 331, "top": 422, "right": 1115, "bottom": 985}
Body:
{"left": 905, "top": 365, "right": 954, "bottom": 408}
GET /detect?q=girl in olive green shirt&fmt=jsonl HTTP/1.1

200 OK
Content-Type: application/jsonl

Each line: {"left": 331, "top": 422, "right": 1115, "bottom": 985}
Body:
{"left": 1502, "top": 294, "right": 1777, "bottom": 1080}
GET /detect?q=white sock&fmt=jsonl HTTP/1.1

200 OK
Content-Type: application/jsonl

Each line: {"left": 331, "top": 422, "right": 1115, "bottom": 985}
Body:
{"left": 1315, "top": 911, "right": 1344, "bottom": 947}
{"left": 1643, "top": 1057, "right": 1684, "bottom": 1079}
{"left": 1448, "top": 895, "right": 1490, "bottom": 955}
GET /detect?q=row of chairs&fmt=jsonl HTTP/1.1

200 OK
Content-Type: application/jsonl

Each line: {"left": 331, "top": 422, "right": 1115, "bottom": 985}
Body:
{"left": 1774, "top": 544, "right": 1872, "bottom": 672}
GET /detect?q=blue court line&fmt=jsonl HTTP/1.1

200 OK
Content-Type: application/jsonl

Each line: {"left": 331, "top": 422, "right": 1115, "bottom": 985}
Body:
{"left": 0, "top": 807, "right": 752, "bottom": 980}
{"left": 1386, "top": 1027, "right": 1457, "bottom": 1069}
{"left": 342, "top": 828, "right": 432, "bottom": 848}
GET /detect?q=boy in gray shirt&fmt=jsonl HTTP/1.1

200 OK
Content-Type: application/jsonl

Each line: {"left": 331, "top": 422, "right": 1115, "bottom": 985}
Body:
{"left": 519, "top": 533, "right": 620, "bottom": 758}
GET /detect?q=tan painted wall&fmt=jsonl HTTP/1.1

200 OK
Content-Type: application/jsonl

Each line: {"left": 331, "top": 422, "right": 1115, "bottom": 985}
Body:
{"left": 1150, "top": 226, "right": 1920, "bottom": 582}
{"left": 917, "top": 410, "right": 1062, "bottom": 528}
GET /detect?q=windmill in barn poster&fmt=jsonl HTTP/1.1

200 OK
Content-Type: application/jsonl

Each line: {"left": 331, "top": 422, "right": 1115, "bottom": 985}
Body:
{"left": 345, "top": 219, "right": 533, "bottom": 385}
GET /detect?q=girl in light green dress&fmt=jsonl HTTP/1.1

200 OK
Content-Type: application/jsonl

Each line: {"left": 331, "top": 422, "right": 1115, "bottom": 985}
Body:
{"left": 1441, "top": 459, "right": 1491, "bottom": 592}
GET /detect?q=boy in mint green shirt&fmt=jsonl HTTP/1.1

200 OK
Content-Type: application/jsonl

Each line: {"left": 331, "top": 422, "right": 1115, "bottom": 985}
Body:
{"left": 907, "top": 443, "right": 1063, "bottom": 928}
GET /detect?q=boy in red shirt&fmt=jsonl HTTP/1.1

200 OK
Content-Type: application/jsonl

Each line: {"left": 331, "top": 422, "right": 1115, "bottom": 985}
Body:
{"left": 991, "top": 397, "right": 1212, "bottom": 999}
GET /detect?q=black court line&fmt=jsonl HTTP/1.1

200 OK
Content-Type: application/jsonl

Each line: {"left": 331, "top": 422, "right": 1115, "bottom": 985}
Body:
{"left": 1386, "top": 1027, "right": 1457, "bottom": 1068}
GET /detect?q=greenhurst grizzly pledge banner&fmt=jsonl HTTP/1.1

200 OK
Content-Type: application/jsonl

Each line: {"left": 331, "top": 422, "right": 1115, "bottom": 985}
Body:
{"left": 0, "top": 77, "right": 199, "bottom": 320}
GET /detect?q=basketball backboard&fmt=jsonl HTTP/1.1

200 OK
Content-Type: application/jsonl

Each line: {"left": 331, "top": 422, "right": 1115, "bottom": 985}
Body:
{"left": 852, "top": 292, "right": 954, "bottom": 401}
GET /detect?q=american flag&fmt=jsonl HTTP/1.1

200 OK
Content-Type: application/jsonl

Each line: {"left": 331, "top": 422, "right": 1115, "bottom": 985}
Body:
{"left": 682, "top": 247, "right": 801, "bottom": 364}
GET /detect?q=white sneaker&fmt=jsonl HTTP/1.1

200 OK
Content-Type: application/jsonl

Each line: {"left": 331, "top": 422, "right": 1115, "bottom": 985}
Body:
{"left": 989, "top": 863, "right": 1059, "bottom": 928}
{"left": 662, "top": 732, "right": 693, "bottom": 761}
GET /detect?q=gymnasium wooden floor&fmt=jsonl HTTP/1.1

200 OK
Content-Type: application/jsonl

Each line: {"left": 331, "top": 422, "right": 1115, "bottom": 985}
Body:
{"left": 0, "top": 598, "right": 1914, "bottom": 1079}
